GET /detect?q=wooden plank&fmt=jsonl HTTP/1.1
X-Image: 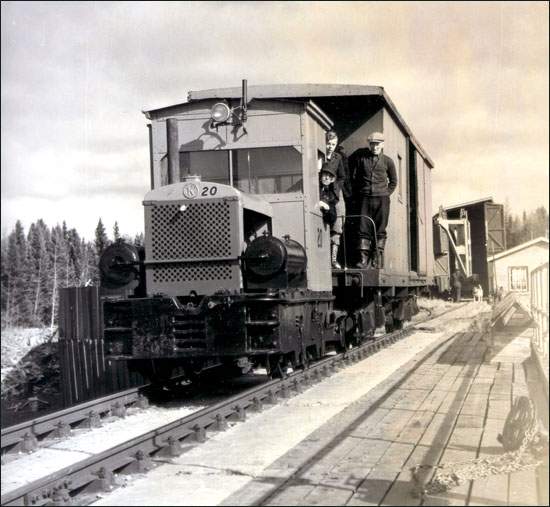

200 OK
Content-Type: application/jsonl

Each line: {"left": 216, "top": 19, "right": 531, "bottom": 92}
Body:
{"left": 264, "top": 481, "right": 316, "bottom": 506}
{"left": 469, "top": 475, "right": 509, "bottom": 506}
{"left": 508, "top": 469, "right": 539, "bottom": 506}
{"left": 299, "top": 437, "right": 362, "bottom": 484}
{"left": 365, "top": 409, "right": 415, "bottom": 440}
{"left": 341, "top": 438, "right": 392, "bottom": 468}
{"left": 375, "top": 442, "right": 415, "bottom": 472}
{"left": 351, "top": 409, "right": 391, "bottom": 439}
{"left": 395, "top": 410, "right": 435, "bottom": 445}
{"left": 381, "top": 468, "right": 421, "bottom": 506}
{"left": 303, "top": 484, "right": 354, "bottom": 505}
{"left": 348, "top": 468, "right": 398, "bottom": 506}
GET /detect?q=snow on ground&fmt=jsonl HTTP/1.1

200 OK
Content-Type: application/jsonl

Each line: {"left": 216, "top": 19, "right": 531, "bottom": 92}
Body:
{"left": 1, "top": 403, "right": 204, "bottom": 495}
{"left": 91, "top": 302, "right": 489, "bottom": 507}
{"left": 1, "top": 327, "right": 55, "bottom": 385}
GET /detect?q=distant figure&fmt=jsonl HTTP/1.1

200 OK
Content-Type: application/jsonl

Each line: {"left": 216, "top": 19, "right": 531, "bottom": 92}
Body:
{"left": 473, "top": 284, "right": 484, "bottom": 303}
{"left": 496, "top": 286, "right": 504, "bottom": 302}
{"left": 452, "top": 269, "right": 463, "bottom": 303}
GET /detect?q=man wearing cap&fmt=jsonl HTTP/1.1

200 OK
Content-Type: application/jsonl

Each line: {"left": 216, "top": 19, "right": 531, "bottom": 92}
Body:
{"left": 349, "top": 132, "right": 398, "bottom": 268}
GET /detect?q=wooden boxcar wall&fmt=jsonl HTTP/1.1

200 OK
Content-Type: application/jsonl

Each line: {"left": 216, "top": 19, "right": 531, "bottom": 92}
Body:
{"left": 58, "top": 287, "right": 144, "bottom": 406}
{"left": 381, "top": 109, "right": 410, "bottom": 275}
{"left": 340, "top": 105, "right": 434, "bottom": 279}
{"left": 302, "top": 110, "right": 333, "bottom": 292}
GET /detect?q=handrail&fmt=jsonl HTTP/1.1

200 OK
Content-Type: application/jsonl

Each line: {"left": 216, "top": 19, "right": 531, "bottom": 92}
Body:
{"left": 530, "top": 263, "right": 548, "bottom": 368}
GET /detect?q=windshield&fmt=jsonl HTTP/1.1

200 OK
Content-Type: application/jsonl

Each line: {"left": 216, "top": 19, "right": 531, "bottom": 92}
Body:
{"left": 174, "top": 146, "right": 302, "bottom": 194}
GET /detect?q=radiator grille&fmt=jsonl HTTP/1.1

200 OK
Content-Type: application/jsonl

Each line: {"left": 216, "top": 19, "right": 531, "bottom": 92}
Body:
{"left": 150, "top": 201, "right": 232, "bottom": 260}
{"left": 152, "top": 262, "right": 234, "bottom": 283}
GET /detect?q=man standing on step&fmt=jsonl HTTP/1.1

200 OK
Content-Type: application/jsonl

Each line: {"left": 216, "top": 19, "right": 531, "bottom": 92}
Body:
{"left": 349, "top": 131, "right": 397, "bottom": 268}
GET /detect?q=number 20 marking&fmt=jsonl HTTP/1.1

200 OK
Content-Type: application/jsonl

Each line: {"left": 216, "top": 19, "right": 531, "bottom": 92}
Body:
{"left": 201, "top": 186, "right": 218, "bottom": 196}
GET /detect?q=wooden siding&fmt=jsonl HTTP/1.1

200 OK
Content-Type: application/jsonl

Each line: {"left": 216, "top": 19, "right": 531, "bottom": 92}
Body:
{"left": 382, "top": 108, "right": 409, "bottom": 274}
{"left": 58, "top": 287, "right": 144, "bottom": 406}
{"left": 302, "top": 112, "right": 333, "bottom": 292}
{"left": 415, "top": 151, "right": 428, "bottom": 275}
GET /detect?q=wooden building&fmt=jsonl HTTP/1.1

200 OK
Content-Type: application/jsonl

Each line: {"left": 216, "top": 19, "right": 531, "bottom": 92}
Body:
{"left": 443, "top": 197, "right": 506, "bottom": 295}
{"left": 488, "top": 237, "right": 549, "bottom": 305}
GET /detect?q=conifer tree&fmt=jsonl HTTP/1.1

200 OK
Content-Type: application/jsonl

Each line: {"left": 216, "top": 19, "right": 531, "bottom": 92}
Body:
{"left": 66, "top": 228, "right": 82, "bottom": 286}
{"left": 133, "top": 232, "right": 144, "bottom": 248}
{"left": 113, "top": 221, "right": 121, "bottom": 242}
{"left": 0, "top": 237, "right": 9, "bottom": 327}
{"left": 5, "top": 221, "right": 32, "bottom": 326}
{"left": 94, "top": 218, "right": 109, "bottom": 257}
{"left": 27, "top": 221, "right": 49, "bottom": 325}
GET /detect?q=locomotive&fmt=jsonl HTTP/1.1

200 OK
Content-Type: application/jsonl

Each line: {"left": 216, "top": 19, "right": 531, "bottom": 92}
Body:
{"left": 92, "top": 83, "right": 436, "bottom": 380}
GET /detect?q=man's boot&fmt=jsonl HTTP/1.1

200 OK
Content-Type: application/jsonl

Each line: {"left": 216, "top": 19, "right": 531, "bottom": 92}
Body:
{"left": 375, "top": 237, "right": 386, "bottom": 269}
{"left": 331, "top": 243, "right": 342, "bottom": 269}
{"left": 355, "top": 238, "right": 372, "bottom": 268}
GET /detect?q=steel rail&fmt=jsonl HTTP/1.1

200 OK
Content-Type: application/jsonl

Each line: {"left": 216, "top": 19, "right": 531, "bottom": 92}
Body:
{"left": 1, "top": 388, "right": 147, "bottom": 456}
{"left": 0, "top": 301, "right": 457, "bottom": 457}
{"left": 2, "top": 329, "right": 409, "bottom": 506}
{"left": 1, "top": 302, "right": 469, "bottom": 506}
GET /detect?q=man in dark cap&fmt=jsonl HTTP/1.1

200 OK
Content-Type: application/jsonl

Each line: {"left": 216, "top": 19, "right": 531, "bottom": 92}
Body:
{"left": 349, "top": 131, "right": 397, "bottom": 268}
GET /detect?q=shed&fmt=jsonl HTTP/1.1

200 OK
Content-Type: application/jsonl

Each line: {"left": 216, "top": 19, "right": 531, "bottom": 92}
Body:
{"left": 444, "top": 197, "right": 505, "bottom": 295}
{"left": 488, "top": 237, "right": 549, "bottom": 305}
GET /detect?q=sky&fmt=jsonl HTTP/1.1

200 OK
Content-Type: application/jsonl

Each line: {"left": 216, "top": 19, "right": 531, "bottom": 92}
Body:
{"left": 1, "top": 1, "right": 548, "bottom": 241}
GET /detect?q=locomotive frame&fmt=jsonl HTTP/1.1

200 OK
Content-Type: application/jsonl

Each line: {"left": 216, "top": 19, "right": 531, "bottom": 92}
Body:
{"left": 61, "top": 83, "right": 436, "bottom": 381}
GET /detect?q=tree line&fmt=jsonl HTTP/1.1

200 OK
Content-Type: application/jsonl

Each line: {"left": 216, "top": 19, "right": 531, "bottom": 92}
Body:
{"left": 504, "top": 205, "right": 548, "bottom": 249}
{"left": 1, "top": 219, "right": 143, "bottom": 329}
{"left": 1, "top": 205, "right": 547, "bottom": 329}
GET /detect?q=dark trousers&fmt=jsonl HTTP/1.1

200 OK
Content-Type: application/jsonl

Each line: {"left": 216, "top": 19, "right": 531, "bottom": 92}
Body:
{"left": 453, "top": 284, "right": 462, "bottom": 303}
{"left": 357, "top": 195, "right": 390, "bottom": 242}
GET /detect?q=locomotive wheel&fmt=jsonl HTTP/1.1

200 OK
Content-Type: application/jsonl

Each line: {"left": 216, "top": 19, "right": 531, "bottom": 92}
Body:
{"left": 267, "top": 355, "right": 284, "bottom": 379}
{"left": 393, "top": 318, "right": 404, "bottom": 330}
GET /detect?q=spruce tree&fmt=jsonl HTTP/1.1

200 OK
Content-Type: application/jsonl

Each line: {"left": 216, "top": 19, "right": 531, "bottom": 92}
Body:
{"left": 27, "top": 221, "right": 49, "bottom": 325}
{"left": 133, "top": 232, "right": 144, "bottom": 248}
{"left": 113, "top": 221, "right": 121, "bottom": 242}
{"left": 94, "top": 218, "right": 109, "bottom": 257}
{"left": 0, "top": 237, "right": 9, "bottom": 327}
{"left": 5, "top": 221, "right": 32, "bottom": 326}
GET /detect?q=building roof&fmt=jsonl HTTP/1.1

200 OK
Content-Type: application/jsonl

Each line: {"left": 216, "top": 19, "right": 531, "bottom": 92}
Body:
{"left": 444, "top": 196, "right": 494, "bottom": 211}
{"left": 489, "top": 236, "right": 549, "bottom": 261}
{"left": 144, "top": 83, "right": 434, "bottom": 167}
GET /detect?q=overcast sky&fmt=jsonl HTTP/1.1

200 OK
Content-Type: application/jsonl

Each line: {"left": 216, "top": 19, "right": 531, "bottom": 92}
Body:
{"left": 2, "top": 1, "right": 548, "bottom": 240}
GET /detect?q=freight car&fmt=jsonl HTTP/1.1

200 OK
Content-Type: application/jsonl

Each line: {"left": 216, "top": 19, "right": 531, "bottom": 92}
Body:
{"left": 65, "top": 83, "right": 437, "bottom": 381}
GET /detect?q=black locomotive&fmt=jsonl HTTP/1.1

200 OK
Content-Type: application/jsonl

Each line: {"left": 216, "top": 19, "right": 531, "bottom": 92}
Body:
{"left": 83, "top": 83, "right": 437, "bottom": 381}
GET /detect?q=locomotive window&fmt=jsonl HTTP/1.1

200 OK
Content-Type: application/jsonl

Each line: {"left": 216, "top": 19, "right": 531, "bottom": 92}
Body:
{"left": 177, "top": 146, "right": 302, "bottom": 194}
{"left": 233, "top": 146, "right": 302, "bottom": 194}
{"left": 178, "top": 150, "right": 230, "bottom": 184}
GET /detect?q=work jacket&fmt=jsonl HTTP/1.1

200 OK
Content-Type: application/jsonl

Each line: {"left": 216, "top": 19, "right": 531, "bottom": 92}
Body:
{"left": 349, "top": 148, "right": 398, "bottom": 197}
{"left": 323, "top": 148, "right": 352, "bottom": 201}
{"left": 319, "top": 182, "right": 339, "bottom": 226}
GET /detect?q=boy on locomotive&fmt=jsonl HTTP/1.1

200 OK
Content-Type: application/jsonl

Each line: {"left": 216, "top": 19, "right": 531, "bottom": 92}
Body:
{"left": 318, "top": 164, "right": 344, "bottom": 269}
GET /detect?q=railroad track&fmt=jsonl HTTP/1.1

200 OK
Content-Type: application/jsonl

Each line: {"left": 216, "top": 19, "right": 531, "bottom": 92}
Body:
{"left": 1, "top": 302, "right": 470, "bottom": 506}
{"left": 1, "top": 389, "right": 150, "bottom": 458}
{"left": 0, "top": 301, "right": 447, "bottom": 458}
